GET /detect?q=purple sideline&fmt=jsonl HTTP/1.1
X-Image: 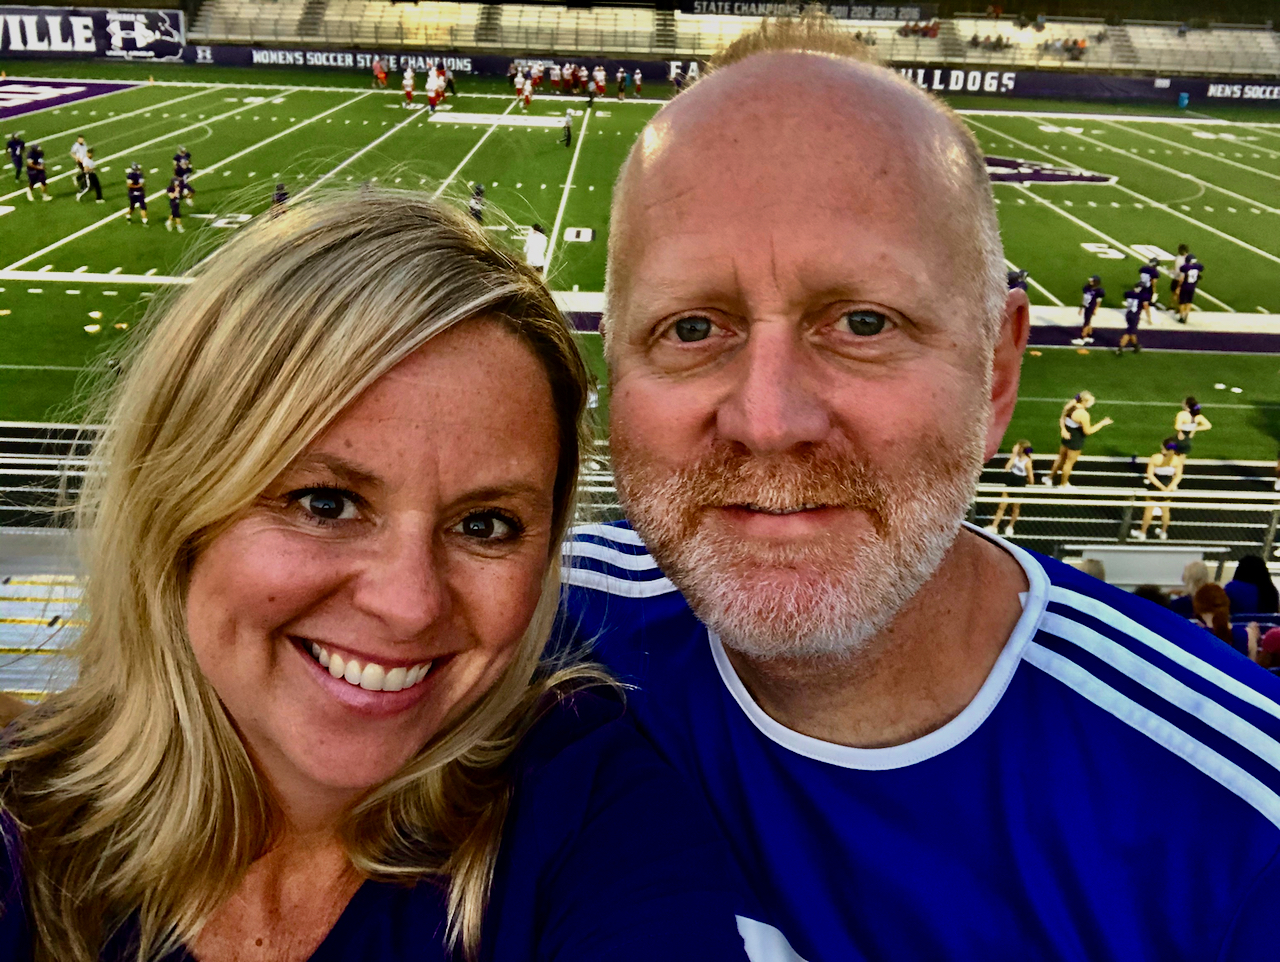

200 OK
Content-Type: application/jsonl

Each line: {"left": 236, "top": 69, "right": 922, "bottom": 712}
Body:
{"left": 0, "top": 80, "right": 135, "bottom": 123}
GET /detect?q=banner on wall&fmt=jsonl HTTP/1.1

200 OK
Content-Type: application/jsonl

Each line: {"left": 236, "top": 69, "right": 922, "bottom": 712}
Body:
{"left": 678, "top": 2, "right": 938, "bottom": 19}
{"left": 0, "top": 6, "right": 185, "bottom": 61}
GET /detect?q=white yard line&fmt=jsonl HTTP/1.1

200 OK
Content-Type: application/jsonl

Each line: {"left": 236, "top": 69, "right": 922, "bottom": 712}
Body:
{"left": 1, "top": 87, "right": 296, "bottom": 203}
{"left": 970, "top": 116, "right": 1275, "bottom": 290}
{"left": 4, "top": 92, "right": 371, "bottom": 271}
{"left": 545, "top": 107, "right": 591, "bottom": 275}
{"left": 294, "top": 104, "right": 427, "bottom": 201}
{"left": 1006, "top": 182, "right": 1237, "bottom": 313}
{"left": 1004, "top": 256, "right": 1063, "bottom": 306}
{"left": 0, "top": 269, "right": 188, "bottom": 284}
{"left": 431, "top": 100, "right": 518, "bottom": 199}
{"left": 9, "top": 86, "right": 216, "bottom": 151}
{"left": 1098, "top": 119, "right": 1280, "bottom": 184}
{"left": 959, "top": 108, "right": 1280, "bottom": 128}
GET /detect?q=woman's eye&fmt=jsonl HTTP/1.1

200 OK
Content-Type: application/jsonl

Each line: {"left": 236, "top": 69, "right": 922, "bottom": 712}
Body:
{"left": 672, "top": 316, "right": 713, "bottom": 342}
{"left": 455, "top": 512, "right": 517, "bottom": 541}
{"left": 296, "top": 489, "right": 359, "bottom": 522}
{"left": 840, "top": 310, "right": 889, "bottom": 337}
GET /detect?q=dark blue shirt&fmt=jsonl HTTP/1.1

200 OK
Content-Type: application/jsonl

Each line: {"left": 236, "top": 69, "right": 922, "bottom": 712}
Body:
{"left": 1139, "top": 264, "right": 1159, "bottom": 291}
{"left": 1124, "top": 290, "right": 1142, "bottom": 321}
{"left": 1081, "top": 284, "right": 1103, "bottom": 312}
{"left": 0, "top": 691, "right": 750, "bottom": 962}
{"left": 126, "top": 171, "right": 145, "bottom": 193}
{"left": 5, "top": 138, "right": 22, "bottom": 160}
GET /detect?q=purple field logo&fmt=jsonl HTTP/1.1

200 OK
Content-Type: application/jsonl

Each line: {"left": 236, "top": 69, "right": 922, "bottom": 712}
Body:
{"left": 985, "top": 156, "right": 1116, "bottom": 185}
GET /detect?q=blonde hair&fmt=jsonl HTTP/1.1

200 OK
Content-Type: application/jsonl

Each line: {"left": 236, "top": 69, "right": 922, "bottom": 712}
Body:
{"left": 0, "top": 191, "right": 597, "bottom": 962}
{"left": 604, "top": 7, "right": 1006, "bottom": 347}
{"left": 1063, "top": 391, "right": 1094, "bottom": 419}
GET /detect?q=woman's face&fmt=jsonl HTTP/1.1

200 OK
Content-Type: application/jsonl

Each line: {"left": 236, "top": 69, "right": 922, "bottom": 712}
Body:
{"left": 187, "top": 319, "right": 562, "bottom": 810}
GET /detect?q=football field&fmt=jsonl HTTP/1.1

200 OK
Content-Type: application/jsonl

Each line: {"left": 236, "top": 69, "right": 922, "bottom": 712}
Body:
{"left": 1, "top": 61, "right": 1279, "bottom": 461}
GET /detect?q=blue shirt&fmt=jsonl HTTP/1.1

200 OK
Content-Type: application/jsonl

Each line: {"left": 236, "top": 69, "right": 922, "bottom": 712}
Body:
{"left": 0, "top": 691, "right": 750, "bottom": 962}
{"left": 1081, "top": 284, "right": 1104, "bottom": 312}
{"left": 560, "top": 521, "right": 1280, "bottom": 961}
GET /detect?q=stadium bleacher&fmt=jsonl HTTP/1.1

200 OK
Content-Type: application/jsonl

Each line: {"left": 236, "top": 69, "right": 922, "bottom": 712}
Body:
{"left": 186, "top": 2, "right": 1280, "bottom": 78}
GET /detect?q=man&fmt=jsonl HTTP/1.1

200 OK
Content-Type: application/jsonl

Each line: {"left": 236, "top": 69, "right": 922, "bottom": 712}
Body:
{"left": 634, "top": 67, "right": 643, "bottom": 96}
{"left": 1071, "top": 273, "right": 1102, "bottom": 345}
{"left": 1170, "top": 242, "right": 1190, "bottom": 304}
{"left": 519, "top": 74, "right": 533, "bottom": 110}
{"left": 175, "top": 155, "right": 196, "bottom": 207}
{"left": 77, "top": 147, "right": 103, "bottom": 202}
{"left": 1138, "top": 256, "right": 1160, "bottom": 319}
{"left": 425, "top": 70, "right": 442, "bottom": 114}
{"left": 617, "top": 67, "right": 628, "bottom": 100}
{"left": 561, "top": 108, "right": 574, "bottom": 149}
{"left": 69, "top": 135, "right": 88, "bottom": 193}
{"left": 550, "top": 62, "right": 562, "bottom": 93}
{"left": 1177, "top": 253, "right": 1204, "bottom": 323}
{"left": 24, "top": 144, "right": 49, "bottom": 202}
{"left": 271, "top": 182, "right": 289, "bottom": 217}
{"left": 402, "top": 65, "right": 415, "bottom": 108}
{"left": 371, "top": 56, "right": 387, "bottom": 88}
{"left": 165, "top": 174, "right": 184, "bottom": 232}
{"left": 468, "top": 183, "right": 485, "bottom": 223}
{"left": 1116, "top": 282, "right": 1143, "bottom": 354}
{"left": 1006, "top": 267, "right": 1028, "bottom": 292}
{"left": 522, "top": 223, "right": 547, "bottom": 273}
{"left": 564, "top": 16, "right": 1278, "bottom": 961}
{"left": 5, "top": 132, "right": 22, "bottom": 182}
{"left": 124, "top": 162, "right": 147, "bottom": 225}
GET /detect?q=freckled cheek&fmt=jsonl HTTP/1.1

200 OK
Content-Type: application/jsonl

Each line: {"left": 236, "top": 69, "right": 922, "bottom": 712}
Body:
{"left": 454, "top": 560, "right": 548, "bottom": 665}
{"left": 612, "top": 374, "right": 716, "bottom": 461}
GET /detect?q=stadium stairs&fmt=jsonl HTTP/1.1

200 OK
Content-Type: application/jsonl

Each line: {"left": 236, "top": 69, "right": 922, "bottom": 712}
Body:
{"left": 937, "top": 20, "right": 967, "bottom": 62}
{"left": 476, "top": 4, "right": 503, "bottom": 45}
{"left": 1108, "top": 24, "right": 1141, "bottom": 67}
{"left": 653, "top": 9, "right": 677, "bottom": 54}
{"left": 297, "top": 0, "right": 332, "bottom": 40}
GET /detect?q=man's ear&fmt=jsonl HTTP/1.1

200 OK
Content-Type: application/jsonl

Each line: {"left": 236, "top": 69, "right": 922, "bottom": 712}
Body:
{"left": 984, "top": 289, "right": 1030, "bottom": 462}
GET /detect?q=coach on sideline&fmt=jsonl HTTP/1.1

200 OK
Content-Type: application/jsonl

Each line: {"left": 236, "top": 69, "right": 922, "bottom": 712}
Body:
{"left": 562, "top": 14, "right": 1279, "bottom": 960}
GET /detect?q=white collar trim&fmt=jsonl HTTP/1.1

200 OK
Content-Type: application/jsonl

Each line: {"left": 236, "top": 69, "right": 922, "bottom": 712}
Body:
{"left": 707, "top": 522, "right": 1050, "bottom": 771}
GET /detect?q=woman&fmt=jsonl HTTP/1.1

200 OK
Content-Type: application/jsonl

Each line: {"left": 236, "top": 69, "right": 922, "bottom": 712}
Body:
{"left": 1132, "top": 438, "right": 1182, "bottom": 542}
{"left": 1044, "top": 391, "right": 1113, "bottom": 488}
{"left": 0, "top": 193, "right": 748, "bottom": 962}
{"left": 1169, "top": 559, "right": 1212, "bottom": 619}
{"left": 1172, "top": 397, "right": 1210, "bottom": 458}
{"left": 1192, "top": 583, "right": 1233, "bottom": 648}
{"left": 1227, "top": 554, "right": 1278, "bottom": 615}
{"left": 985, "top": 439, "right": 1033, "bottom": 538}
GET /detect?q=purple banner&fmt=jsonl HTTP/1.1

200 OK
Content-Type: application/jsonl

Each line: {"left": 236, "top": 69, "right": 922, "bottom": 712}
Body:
{"left": 0, "top": 79, "right": 135, "bottom": 121}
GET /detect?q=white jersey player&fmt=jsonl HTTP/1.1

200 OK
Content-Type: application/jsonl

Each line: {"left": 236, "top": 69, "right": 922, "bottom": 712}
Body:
{"left": 523, "top": 224, "right": 548, "bottom": 272}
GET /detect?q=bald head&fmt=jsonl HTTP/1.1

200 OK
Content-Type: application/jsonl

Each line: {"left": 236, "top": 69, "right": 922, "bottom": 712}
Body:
{"left": 604, "top": 51, "right": 1005, "bottom": 347}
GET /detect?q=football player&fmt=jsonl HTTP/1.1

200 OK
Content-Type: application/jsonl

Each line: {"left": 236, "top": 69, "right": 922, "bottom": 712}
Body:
{"left": 633, "top": 67, "right": 643, "bottom": 96}
{"left": 24, "top": 144, "right": 50, "bottom": 202}
{"left": 176, "top": 156, "right": 196, "bottom": 207}
{"left": 371, "top": 56, "right": 387, "bottom": 89}
{"left": 468, "top": 183, "right": 485, "bottom": 223}
{"left": 617, "top": 67, "right": 627, "bottom": 101}
{"left": 402, "top": 65, "right": 415, "bottom": 108}
{"left": 531, "top": 62, "right": 543, "bottom": 90}
{"left": 124, "top": 162, "right": 148, "bottom": 225}
{"left": 271, "top": 183, "right": 289, "bottom": 217}
{"left": 69, "top": 135, "right": 88, "bottom": 193}
{"left": 1176, "top": 254, "right": 1203, "bottom": 324}
{"left": 521, "top": 75, "right": 533, "bottom": 110}
{"left": 6, "top": 132, "right": 23, "bottom": 182}
{"left": 1169, "top": 243, "right": 1189, "bottom": 303}
{"left": 561, "top": 108, "right": 573, "bottom": 149}
{"left": 1138, "top": 256, "right": 1160, "bottom": 321}
{"left": 425, "top": 71, "right": 442, "bottom": 114}
{"left": 165, "top": 174, "right": 184, "bottom": 233}
{"left": 1071, "top": 274, "right": 1103, "bottom": 346}
{"left": 1116, "top": 283, "right": 1143, "bottom": 354}
{"left": 549, "top": 63, "right": 561, "bottom": 93}
{"left": 1006, "top": 269, "right": 1028, "bottom": 292}
{"left": 523, "top": 223, "right": 548, "bottom": 273}
{"left": 173, "top": 144, "right": 191, "bottom": 171}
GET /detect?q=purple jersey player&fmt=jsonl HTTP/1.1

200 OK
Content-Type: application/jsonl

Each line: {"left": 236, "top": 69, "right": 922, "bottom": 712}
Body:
{"left": 1176, "top": 256, "right": 1204, "bottom": 324}
{"left": 1007, "top": 269, "right": 1028, "bottom": 292}
{"left": 1071, "top": 275, "right": 1103, "bottom": 346}
{"left": 124, "top": 163, "right": 148, "bottom": 225}
{"left": 1117, "top": 285, "right": 1143, "bottom": 354}
{"left": 1138, "top": 258, "right": 1160, "bottom": 320}
{"left": 24, "top": 144, "right": 49, "bottom": 202}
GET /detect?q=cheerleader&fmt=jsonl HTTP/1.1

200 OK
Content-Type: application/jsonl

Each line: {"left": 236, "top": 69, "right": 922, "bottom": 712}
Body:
{"left": 1173, "top": 396, "right": 1211, "bottom": 458}
{"left": 1044, "top": 391, "right": 1113, "bottom": 488}
{"left": 985, "top": 440, "right": 1034, "bottom": 538}
{"left": 1133, "top": 438, "right": 1183, "bottom": 541}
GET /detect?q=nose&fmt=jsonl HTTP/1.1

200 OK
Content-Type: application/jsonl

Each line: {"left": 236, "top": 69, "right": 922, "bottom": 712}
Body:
{"left": 351, "top": 517, "right": 448, "bottom": 641}
{"left": 715, "top": 321, "right": 832, "bottom": 455}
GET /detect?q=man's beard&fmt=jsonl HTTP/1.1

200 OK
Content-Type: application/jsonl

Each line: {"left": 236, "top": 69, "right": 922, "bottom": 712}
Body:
{"left": 612, "top": 423, "right": 986, "bottom": 661}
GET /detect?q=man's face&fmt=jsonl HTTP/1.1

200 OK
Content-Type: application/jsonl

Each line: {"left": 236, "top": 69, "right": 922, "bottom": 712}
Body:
{"left": 607, "top": 55, "right": 1013, "bottom": 659}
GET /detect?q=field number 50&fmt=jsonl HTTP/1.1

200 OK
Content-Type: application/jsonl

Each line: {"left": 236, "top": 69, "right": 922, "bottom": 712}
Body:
{"left": 1080, "top": 242, "right": 1125, "bottom": 260}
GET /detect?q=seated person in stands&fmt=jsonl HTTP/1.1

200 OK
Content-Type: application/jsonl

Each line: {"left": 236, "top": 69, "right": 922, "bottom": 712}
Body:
{"left": 1133, "top": 585, "right": 1171, "bottom": 608}
{"left": 1248, "top": 625, "right": 1280, "bottom": 670}
{"left": 970, "top": 32, "right": 981, "bottom": 47}
{"left": 1228, "top": 554, "right": 1279, "bottom": 614}
{"left": 1169, "top": 559, "right": 1213, "bottom": 618}
{"left": 0, "top": 193, "right": 748, "bottom": 962}
{"left": 1193, "top": 584, "right": 1234, "bottom": 647}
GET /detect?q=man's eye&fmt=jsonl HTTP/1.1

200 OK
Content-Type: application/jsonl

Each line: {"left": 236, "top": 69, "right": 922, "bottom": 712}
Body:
{"left": 455, "top": 512, "right": 519, "bottom": 541}
{"left": 672, "top": 316, "right": 713, "bottom": 342}
{"left": 296, "top": 489, "right": 359, "bottom": 522}
{"left": 840, "top": 310, "right": 888, "bottom": 337}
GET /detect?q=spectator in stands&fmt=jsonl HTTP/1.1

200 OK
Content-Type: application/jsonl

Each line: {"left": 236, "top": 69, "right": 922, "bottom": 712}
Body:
{"left": 1177, "top": 22, "right": 1189, "bottom": 38}
{"left": 970, "top": 32, "right": 981, "bottom": 47}
{"left": 1133, "top": 585, "right": 1171, "bottom": 607}
{"left": 0, "top": 193, "right": 748, "bottom": 962}
{"left": 1169, "top": 559, "right": 1213, "bottom": 618}
{"left": 1193, "top": 583, "right": 1234, "bottom": 647}
{"left": 1227, "top": 554, "right": 1278, "bottom": 614}
{"left": 1079, "top": 558, "right": 1106, "bottom": 583}
{"left": 1248, "top": 624, "right": 1280, "bottom": 669}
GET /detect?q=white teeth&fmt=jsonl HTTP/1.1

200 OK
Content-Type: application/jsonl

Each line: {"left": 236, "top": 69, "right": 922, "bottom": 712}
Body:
{"left": 359, "top": 663, "right": 385, "bottom": 692}
{"left": 304, "top": 640, "right": 432, "bottom": 693}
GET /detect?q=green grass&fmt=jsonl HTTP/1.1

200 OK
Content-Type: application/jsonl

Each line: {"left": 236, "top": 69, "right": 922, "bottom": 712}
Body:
{"left": 1, "top": 60, "right": 1277, "bottom": 461}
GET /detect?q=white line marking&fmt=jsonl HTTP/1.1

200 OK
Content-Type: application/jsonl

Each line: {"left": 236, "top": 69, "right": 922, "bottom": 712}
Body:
{"left": 546, "top": 107, "right": 592, "bottom": 275}
{"left": 432, "top": 100, "right": 519, "bottom": 199}
{"left": 4, "top": 93, "right": 370, "bottom": 271}
{"left": 1097, "top": 119, "right": 1280, "bottom": 186}
{"left": 294, "top": 101, "right": 425, "bottom": 202}
{"left": 0, "top": 271, "right": 184, "bottom": 284}
{"left": 960, "top": 108, "right": 1280, "bottom": 128}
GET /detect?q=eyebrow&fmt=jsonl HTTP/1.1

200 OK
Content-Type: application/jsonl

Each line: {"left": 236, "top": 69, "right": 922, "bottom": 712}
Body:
{"left": 288, "top": 452, "right": 385, "bottom": 490}
{"left": 462, "top": 483, "right": 554, "bottom": 506}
